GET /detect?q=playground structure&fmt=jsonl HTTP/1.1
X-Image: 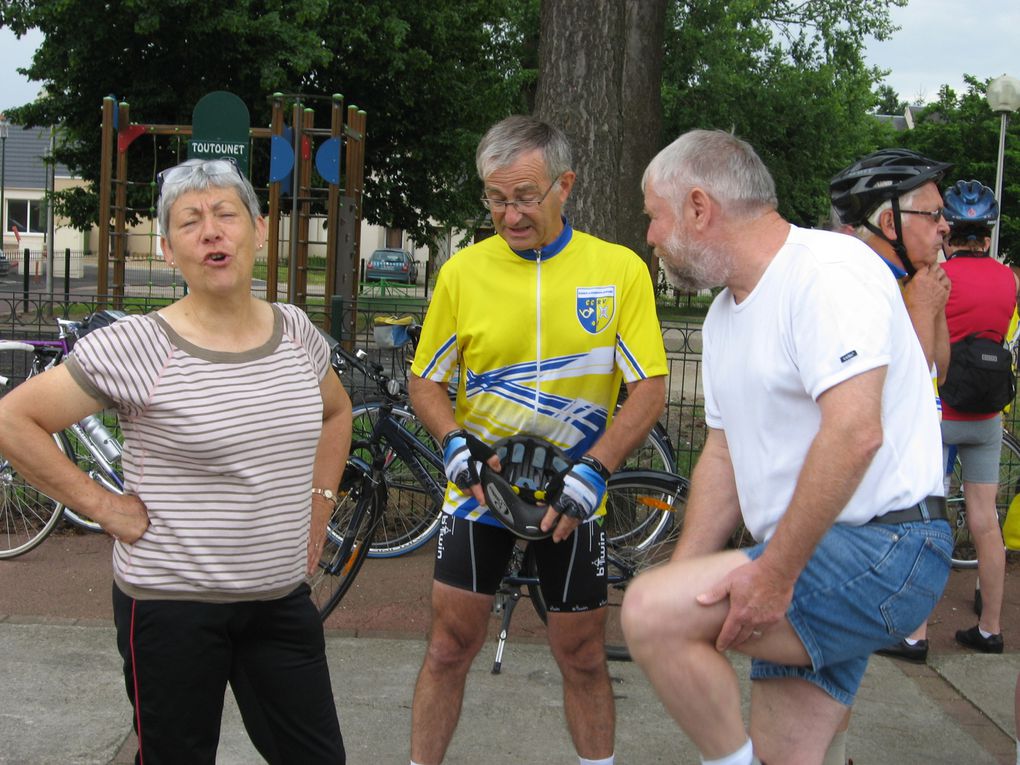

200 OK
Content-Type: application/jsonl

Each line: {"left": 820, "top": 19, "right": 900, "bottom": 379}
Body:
{"left": 94, "top": 93, "right": 367, "bottom": 328}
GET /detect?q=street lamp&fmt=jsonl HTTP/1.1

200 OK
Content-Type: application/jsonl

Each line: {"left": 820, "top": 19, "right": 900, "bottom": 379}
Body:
{"left": 986, "top": 75, "right": 1020, "bottom": 260}
{"left": 0, "top": 114, "right": 8, "bottom": 254}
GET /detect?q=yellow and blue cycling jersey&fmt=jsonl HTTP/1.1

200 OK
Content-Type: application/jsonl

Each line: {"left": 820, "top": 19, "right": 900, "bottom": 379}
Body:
{"left": 411, "top": 220, "right": 668, "bottom": 524}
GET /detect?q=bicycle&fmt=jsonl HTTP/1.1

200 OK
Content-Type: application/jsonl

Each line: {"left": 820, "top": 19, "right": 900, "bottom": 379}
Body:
{"left": 308, "top": 340, "right": 444, "bottom": 618}
{"left": 337, "top": 333, "right": 679, "bottom": 559}
{"left": 490, "top": 468, "right": 688, "bottom": 670}
{"left": 0, "top": 315, "right": 126, "bottom": 559}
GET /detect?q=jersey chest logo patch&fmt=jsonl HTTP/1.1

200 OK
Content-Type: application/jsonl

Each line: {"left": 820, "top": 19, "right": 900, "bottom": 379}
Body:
{"left": 577, "top": 286, "right": 616, "bottom": 334}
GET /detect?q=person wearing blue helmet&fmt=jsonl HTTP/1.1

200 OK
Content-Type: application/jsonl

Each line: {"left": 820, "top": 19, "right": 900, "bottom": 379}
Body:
{"left": 940, "top": 180, "right": 1017, "bottom": 653}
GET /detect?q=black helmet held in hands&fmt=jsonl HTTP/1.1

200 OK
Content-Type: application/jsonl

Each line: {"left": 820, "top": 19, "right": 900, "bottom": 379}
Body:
{"left": 480, "top": 435, "right": 572, "bottom": 540}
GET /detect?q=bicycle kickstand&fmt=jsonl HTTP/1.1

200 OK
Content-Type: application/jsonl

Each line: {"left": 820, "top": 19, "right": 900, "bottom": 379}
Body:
{"left": 491, "top": 588, "right": 522, "bottom": 675}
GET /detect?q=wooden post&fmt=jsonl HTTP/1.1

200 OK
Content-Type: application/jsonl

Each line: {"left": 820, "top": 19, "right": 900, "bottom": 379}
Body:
{"left": 96, "top": 98, "right": 114, "bottom": 305}
{"left": 111, "top": 101, "right": 130, "bottom": 308}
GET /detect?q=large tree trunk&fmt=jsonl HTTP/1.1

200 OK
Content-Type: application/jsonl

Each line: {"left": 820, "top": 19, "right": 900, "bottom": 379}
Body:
{"left": 533, "top": 0, "right": 667, "bottom": 267}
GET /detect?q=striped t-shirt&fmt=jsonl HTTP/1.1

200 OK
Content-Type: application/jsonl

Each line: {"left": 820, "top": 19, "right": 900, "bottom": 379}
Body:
{"left": 64, "top": 302, "right": 330, "bottom": 602}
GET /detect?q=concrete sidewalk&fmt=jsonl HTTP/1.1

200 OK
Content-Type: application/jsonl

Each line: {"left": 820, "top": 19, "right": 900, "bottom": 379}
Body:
{"left": 0, "top": 621, "right": 1016, "bottom": 764}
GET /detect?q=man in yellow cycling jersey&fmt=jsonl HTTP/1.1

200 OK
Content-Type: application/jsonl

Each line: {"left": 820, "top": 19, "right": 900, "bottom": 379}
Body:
{"left": 407, "top": 116, "right": 667, "bottom": 765}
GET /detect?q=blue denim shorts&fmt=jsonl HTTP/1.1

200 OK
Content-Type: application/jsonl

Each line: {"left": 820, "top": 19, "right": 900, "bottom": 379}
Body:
{"left": 745, "top": 518, "right": 952, "bottom": 706}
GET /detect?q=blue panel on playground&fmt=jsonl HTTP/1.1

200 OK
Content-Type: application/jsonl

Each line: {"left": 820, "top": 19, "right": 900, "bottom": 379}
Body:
{"left": 315, "top": 138, "right": 342, "bottom": 186}
{"left": 269, "top": 133, "right": 295, "bottom": 183}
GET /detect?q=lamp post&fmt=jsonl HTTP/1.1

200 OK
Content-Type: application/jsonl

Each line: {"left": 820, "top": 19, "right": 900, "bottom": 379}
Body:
{"left": 986, "top": 75, "right": 1020, "bottom": 261}
{"left": 0, "top": 114, "right": 8, "bottom": 253}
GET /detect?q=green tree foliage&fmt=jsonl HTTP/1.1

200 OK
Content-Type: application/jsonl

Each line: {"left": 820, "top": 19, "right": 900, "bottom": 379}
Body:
{"left": 661, "top": 0, "right": 904, "bottom": 228}
{"left": 306, "top": 0, "right": 532, "bottom": 247}
{"left": 1, "top": 0, "right": 528, "bottom": 247}
{"left": 897, "top": 77, "right": 1020, "bottom": 264}
{"left": 3, "top": 0, "right": 331, "bottom": 230}
{"left": 874, "top": 83, "right": 907, "bottom": 115}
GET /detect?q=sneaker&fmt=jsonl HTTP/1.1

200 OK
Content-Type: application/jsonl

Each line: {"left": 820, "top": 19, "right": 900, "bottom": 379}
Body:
{"left": 875, "top": 639, "right": 928, "bottom": 663}
{"left": 955, "top": 624, "right": 1003, "bottom": 654}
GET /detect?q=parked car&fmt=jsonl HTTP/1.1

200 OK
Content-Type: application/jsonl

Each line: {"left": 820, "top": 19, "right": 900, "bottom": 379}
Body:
{"left": 0, "top": 252, "right": 9, "bottom": 278}
{"left": 365, "top": 248, "right": 418, "bottom": 284}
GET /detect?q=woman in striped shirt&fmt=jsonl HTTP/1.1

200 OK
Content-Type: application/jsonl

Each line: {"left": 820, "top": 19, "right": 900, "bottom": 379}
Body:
{"left": 0, "top": 158, "right": 352, "bottom": 764}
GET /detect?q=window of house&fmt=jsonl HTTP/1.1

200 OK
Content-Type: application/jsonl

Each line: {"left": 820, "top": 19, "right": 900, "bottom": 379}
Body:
{"left": 4, "top": 199, "right": 46, "bottom": 234}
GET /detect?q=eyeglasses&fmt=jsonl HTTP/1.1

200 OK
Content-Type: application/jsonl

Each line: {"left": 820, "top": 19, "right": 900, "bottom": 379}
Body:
{"left": 900, "top": 207, "right": 946, "bottom": 223}
{"left": 156, "top": 157, "right": 244, "bottom": 197}
{"left": 481, "top": 175, "right": 561, "bottom": 213}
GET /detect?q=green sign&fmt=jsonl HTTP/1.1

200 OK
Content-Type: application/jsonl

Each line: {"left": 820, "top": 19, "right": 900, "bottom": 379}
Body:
{"left": 189, "top": 91, "right": 251, "bottom": 174}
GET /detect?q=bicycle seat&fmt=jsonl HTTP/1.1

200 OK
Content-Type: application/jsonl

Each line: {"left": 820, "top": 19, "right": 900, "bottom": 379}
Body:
{"left": 480, "top": 435, "right": 572, "bottom": 540}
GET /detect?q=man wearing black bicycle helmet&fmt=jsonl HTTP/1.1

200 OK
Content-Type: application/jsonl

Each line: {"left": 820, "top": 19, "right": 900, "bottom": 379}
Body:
{"left": 830, "top": 148, "right": 952, "bottom": 275}
{"left": 832, "top": 147, "right": 953, "bottom": 381}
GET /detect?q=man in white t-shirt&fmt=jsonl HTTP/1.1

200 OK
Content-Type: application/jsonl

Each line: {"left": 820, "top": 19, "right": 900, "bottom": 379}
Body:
{"left": 621, "top": 129, "right": 952, "bottom": 765}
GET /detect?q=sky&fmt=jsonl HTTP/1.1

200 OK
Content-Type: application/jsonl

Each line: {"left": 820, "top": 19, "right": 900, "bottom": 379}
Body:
{"left": 0, "top": 2, "right": 1017, "bottom": 113}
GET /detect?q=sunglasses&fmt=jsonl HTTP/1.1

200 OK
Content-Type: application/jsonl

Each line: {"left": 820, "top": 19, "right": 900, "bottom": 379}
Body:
{"left": 156, "top": 157, "right": 244, "bottom": 198}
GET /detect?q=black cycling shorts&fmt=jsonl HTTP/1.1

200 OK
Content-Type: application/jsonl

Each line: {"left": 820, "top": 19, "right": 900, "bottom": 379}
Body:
{"left": 433, "top": 514, "right": 608, "bottom": 612}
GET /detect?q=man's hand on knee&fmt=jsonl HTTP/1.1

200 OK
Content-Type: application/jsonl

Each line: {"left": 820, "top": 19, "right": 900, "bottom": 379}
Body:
{"left": 697, "top": 558, "right": 794, "bottom": 651}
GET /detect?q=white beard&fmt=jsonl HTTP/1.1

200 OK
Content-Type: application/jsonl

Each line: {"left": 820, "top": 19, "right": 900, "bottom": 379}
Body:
{"left": 657, "top": 228, "right": 733, "bottom": 292}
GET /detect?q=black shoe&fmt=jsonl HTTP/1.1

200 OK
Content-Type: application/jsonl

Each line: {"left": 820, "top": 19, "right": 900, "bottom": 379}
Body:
{"left": 955, "top": 624, "right": 1003, "bottom": 654}
{"left": 875, "top": 639, "right": 928, "bottom": 663}
{"left": 974, "top": 587, "right": 983, "bottom": 617}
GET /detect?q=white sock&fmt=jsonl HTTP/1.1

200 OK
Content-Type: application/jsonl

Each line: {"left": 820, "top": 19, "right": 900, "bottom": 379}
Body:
{"left": 904, "top": 638, "right": 922, "bottom": 646}
{"left": 702, "top": 738, "right": 755, "bottom": 765}
{"left": 980, "top": 627, "right": 995, "bottom": 639}
{"left": 578, "top": 756, "right": 614, "bottom": 765}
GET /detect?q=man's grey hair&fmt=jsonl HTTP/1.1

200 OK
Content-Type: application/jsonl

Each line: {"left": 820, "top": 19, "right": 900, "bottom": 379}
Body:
{"left": 158, "top": 158, "right": 261, "bottom": 236}
{"left": 475, "top": 116, "right": 573, "bottom": 182}
{"left": 853, "top": 186, "right": 923, "bottom": 242}
{"left": 642, "top": 129, "right": 777, "bottom": 216}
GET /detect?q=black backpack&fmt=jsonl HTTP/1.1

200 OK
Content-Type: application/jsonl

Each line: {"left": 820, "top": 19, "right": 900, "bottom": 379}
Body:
{"left": 940, "top": 331, "right": 1016, "bottom": 413}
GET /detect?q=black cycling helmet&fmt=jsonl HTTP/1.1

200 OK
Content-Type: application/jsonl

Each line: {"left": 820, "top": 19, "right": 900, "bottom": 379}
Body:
{"left": 829, "top": 148, "right": 952, "bottom": 276}
{"left": 829, "top": 149, "right": 952, "bottom": 227}
{"left": 480, "top": 435, "right": 572, "bottom": 540}
{"left": 943, "top": 179, "right": 998, "bottom": 228}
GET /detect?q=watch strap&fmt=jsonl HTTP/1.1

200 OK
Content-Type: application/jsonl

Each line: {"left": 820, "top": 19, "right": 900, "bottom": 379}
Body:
{"left": 311, "top": 487, "right": 339, "bottom": 507}
{"left": 578, "top": 454, "right": 611, "bottom": 483}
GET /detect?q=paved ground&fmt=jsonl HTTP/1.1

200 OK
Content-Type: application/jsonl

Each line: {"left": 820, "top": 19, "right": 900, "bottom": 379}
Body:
{"left": 3, "top": 530, "right": 1020, "bottom": 763}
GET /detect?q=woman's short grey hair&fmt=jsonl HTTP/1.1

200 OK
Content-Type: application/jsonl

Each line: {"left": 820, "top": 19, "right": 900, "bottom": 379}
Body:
{"left": 642, "top": 129, "right": 777, "bottom": 217}
{"left": 157, "top": 158, "right": 261, "bottom": 235}
{"left": 476, "top": 116, "right": 573, "bottom": 182}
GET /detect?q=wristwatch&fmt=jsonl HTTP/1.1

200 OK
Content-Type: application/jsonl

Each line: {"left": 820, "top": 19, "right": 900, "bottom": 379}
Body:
{"left": 311, "top": 487, "right": 340, "bottom": 508}
{"left": 578, "top": 454, "right": 612, "bottom": 482}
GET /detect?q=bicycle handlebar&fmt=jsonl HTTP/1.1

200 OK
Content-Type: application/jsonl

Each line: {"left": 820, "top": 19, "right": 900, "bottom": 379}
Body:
{"left": 330, "top": 342, "right": 407, "bottom": 401}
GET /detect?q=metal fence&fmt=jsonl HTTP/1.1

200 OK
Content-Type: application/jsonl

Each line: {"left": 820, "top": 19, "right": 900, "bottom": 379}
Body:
{"left": 0, "top": 291, "right": 709, "bottom": 474}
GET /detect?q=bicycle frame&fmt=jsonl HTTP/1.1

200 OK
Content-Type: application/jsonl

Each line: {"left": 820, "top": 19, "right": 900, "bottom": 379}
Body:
{"left": 367, "top": 404, "right": 445, "bottom": 505}
{"left": 63, "top": 421, "right": 124, "bottom": 494}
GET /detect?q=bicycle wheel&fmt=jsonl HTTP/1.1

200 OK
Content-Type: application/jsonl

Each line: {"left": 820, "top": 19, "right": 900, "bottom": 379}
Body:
{"left": 948, "top": 429, "right": 1020, "bottom": 569}
{"left": 351, "top": 400, "right": 444, "bottom": 558}
{"left": 310, "top": 457, "right": 384, "bottom": 620}
{"left": 526, "top": 470, "right": 688, "bottom": 661}
{"left": 0, "top": 434, "right": 69, "bottom": 559}
{"left": 603, "top": 423, "right": 678, "bottom": 550}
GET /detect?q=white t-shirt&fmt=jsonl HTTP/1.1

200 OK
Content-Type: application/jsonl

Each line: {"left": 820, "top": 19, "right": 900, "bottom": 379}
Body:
{"left": 703, "top": 225, "right": 944, "bottom": 542}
